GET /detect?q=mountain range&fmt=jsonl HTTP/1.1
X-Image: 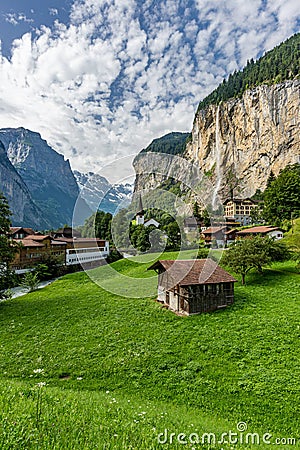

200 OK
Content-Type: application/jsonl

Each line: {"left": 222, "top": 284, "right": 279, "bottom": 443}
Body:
{"left": 0, "top": 128, "right": 133, "bottom": 229}
{"left": 1, "top": 33, "right": 299, "bottom": 228}
{"left": 74, "top": 171, "right": 133, "bottom": 214}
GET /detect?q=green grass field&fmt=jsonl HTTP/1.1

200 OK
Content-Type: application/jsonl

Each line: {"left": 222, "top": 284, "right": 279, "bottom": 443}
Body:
{"left": 0, "top": 251, "right": 299, "bottom": 449}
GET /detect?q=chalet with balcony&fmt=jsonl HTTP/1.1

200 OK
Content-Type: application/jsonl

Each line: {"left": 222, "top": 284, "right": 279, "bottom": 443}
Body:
{"left": 148, "top": 259, "right": 237, "bottom": 315}
{"left": 11, "top": 235, "right": 67, "bottom": 273}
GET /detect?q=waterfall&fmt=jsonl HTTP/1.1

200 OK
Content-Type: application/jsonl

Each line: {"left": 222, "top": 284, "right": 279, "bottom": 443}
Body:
{"left": 212, "top": 104, "right": 222, "bottom": 209}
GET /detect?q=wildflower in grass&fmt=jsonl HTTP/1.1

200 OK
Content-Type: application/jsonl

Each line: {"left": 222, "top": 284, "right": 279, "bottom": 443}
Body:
{"left": 33, "top": 368, "right": 44, "bottom": 374}
{"left": 77, "top": 377, "right": 83, "bottom": 380}
{"left": 106, "top": 390, "right": 109, "bottom": 394}
{"left": 36, "top": 382, "right": 46, "bottom": 388}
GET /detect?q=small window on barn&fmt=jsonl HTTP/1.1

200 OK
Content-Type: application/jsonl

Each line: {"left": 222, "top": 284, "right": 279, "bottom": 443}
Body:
{"left": 166, "top": 291, "right": 170, "bottom": 305}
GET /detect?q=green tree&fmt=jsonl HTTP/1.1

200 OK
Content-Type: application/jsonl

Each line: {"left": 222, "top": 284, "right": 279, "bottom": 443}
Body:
{"left": 263, "top": 164, "right": 300, "bottom": 223}
{"left": 80, "top": 211, "right": 112, "bottom": 241}
{"left": 202, "top": 209, "right": 211, "bottom": 227}
{"left": 222, "top": 236, "right": 290, "bottom": 285}
{"left": 20, "top": 272, "right": 40, "bottom": 293}
{"left": 192, "top": 202, "right": 202, "bottom": 220}
{"left": 0, "top": 193, "right": 18, "bottom": 297}
{"left": 197, "top": 33, "right": 300, "bottom": 112}
{"left": 163, "top": 222, "right": 182, "bottom": 250}
{"left": 112, "top": 208, "right": 131, "bottom": 250}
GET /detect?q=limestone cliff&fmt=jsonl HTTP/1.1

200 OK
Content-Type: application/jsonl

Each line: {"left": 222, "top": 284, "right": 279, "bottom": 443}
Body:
{"left": 134, "top": 80, "right": 299, "bottom": 201}
{"left": 185, "top": 79, "right": 300, "bottom": 198}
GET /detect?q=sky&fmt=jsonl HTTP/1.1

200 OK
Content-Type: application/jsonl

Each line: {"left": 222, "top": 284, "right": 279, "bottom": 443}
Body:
{"left": 0, "top": 0, "right": 299, "bottom": 176}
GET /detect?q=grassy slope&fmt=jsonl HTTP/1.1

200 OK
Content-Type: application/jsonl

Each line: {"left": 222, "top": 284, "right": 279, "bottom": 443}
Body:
{"left": 0, "top": 251, "right": 299, "bottom": 449}
{"left": 283, "top": 217, "right": 300, "bottom": 247}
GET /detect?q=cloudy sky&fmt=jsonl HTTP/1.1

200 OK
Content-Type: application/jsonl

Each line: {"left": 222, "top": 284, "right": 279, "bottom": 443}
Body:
{"left": 0, "top": 0, "right": 299, "bottom": 174}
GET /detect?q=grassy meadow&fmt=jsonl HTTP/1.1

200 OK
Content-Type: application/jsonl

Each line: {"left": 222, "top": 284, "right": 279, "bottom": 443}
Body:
{"left": 0, "top": 250, "right": 299, "bottom": 449}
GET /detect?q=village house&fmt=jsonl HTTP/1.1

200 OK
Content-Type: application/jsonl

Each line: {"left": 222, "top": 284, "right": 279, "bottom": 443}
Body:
{"left": 223, "top": 198, "right": 261, "bottom": 226}
{"left": 202, "top": 226, "right": 227, "bottom": 247}
{"left": 236, "top": 226, "right": 284, "bottom": 240}
{"left": 183, "top": 217, "right": 203, "bottom": 233}
{"left": 11, "top": 234, "right": 67, "bottom": 274}
{"left": 201, "top": 225, "right": 237, "bottom": 247}
{"left": 9, "top": 227, "right": 36, "bottom": 239}
{"left": 10, "top": 227, "right": 110, "bottom": 272}
{"left": 148, "top": 259, "right": 237, "bottom": 315}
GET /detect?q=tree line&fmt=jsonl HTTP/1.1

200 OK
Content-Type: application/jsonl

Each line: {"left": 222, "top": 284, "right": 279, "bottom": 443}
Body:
{"left": 197, "top": 33, "right": 300, "bottom": 112}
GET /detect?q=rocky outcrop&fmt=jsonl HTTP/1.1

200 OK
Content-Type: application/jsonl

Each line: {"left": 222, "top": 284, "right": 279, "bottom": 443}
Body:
{"left": 0, "top": 140, "right": 48, "bottom": 228}
{"left": 185, "top": 79, "right": 300, "bottom": 198}
{"left": 0, "top": 128, "right": 92, "bottom": 228}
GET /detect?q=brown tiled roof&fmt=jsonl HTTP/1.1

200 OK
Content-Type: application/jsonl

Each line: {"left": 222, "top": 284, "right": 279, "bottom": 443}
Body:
{"left": 225, "top": 229, "right": 236, "bottom": 235}
{"left": 23, "top": 234, "right": 51, "bottom": 241}
{"left": 237, "top": 226, "right": 282, "bottom": 235}
{"left": 202, "top": 226, "right": 226, "bottom": 235}
{"left": 14, "top": 239, "right": 44, "bottom": 248}
{"left": 10, "top": 227, "right": 35, "bottom": 235}
{"left": 148, "top": 259, "right": 237, "bottom": 285}
{"left": 10, "top": 227, "right": 22, "bottom": 233}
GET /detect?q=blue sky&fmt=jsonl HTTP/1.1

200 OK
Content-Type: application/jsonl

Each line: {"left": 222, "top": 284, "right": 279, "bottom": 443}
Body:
{"left": 0, "top": 0, "right": 299, "bottom": 174}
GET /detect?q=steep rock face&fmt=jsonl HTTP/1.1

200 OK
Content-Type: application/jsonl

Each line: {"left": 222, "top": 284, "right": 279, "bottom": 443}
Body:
{"left": 0, "top": 141, "right": 47, "bottom": 228}
{"left": 74, "top": 170, "right": 133, "bottom": 214}
{"left": 0, "top": 128, "right": 91, "bottom": 228}
{"left": 185, "top": 79, "right": 300, "bottom": 198}
{"left": 134, "top": 80, "right": 299, "bottom": 201}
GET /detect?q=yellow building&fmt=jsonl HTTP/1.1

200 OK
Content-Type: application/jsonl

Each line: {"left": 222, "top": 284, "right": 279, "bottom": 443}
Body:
{"left": 223, "top": 198, "right": 260, "bottom": 226}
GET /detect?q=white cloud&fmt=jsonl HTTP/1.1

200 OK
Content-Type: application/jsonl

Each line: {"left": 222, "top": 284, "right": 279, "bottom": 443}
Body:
{"left": 49, "top": 8, "right": 59, "bottom": 16}
{"left": 0, "top": 0, "right": 299, "bottom": 176}
{"left": 4, "top": 12, "right": 33, "bottom": 26}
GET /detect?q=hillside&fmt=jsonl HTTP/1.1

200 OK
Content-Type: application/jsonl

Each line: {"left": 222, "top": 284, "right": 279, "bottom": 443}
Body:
{"left": 139, "top": 132, "right": 191, "bottom": 156}
{"left": 283, "top": 217, "right": 300, "bottom": 246}
{"left": 197, "top": 32, "right": 300, "bottom": 112}
{"left": 0, "top": 255, "right": 299, "bottom": 448}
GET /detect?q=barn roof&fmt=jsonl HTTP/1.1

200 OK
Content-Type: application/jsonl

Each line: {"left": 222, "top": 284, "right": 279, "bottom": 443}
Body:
{"left": 148, "top": 259, "right": 237, "bottom": 285}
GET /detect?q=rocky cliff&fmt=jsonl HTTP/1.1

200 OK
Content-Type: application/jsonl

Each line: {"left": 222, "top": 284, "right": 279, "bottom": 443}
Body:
{"left": 0, "top": 128, "right": 92, "bottom": 228}
{"left": 0, "top": 140, "right": 48, "bottom": 228}
{"left": 185, "top": 79, "right": 300, "bottom": 198}
{"left": 134, "top": 80, "right": 300, "bottom": 200}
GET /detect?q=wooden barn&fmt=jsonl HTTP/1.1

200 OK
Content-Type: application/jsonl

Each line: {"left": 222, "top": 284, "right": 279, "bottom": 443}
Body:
{"left": 148, "top": 259, "right": 237, "bottom": 315}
